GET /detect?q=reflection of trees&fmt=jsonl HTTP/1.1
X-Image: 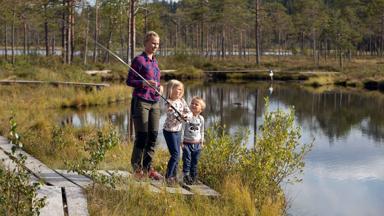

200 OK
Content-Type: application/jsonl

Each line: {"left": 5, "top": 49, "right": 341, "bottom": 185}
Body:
{"left": 272, "top": 85, "right": 384, "bottom": 143}
{"left": 59, "top": 102, "right": 130, "bottom": 139}
{"left": 184, "top": 82, "right": 269, "bottom": 135}
{"left": 59, "top": 82, "right": 384, "bottom": 145}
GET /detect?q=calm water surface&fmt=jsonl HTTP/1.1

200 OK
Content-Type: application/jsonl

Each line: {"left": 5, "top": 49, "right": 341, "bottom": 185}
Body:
{"left": 61, "top": 81, "right": 384, "bottom": 216}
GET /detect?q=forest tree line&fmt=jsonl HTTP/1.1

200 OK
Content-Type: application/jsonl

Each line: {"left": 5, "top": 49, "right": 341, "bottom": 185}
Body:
{"left": 0, "top": 0, "right": 383, "bottom": 65}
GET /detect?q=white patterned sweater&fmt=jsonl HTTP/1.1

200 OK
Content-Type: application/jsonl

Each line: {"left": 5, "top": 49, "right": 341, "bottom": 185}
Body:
{"left": 163, "top": 98, "right": 192, "bottom": 132}
{"left": 183, "top": 114, "right": 204, "bottom": 144}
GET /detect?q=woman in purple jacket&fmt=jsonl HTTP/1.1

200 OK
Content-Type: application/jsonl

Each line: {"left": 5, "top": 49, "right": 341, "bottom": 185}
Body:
{"left": 126, "top": 31, "right": 163, "bottom": 180}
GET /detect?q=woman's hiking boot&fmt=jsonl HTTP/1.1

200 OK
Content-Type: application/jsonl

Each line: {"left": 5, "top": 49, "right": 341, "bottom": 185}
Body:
{"left": 148, "top": 168, "right": 163, "bottom": 181}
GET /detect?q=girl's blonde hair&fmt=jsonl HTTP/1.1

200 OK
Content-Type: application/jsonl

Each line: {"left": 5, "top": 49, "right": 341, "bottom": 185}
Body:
{"left": 166, "top": 79, "right": 184, "bottom": 99}
{"left": 144, "top": 31, "right": 159, "bottom": 45}
{"left": 192, "top": 96, "right": 206, "bottom": 110}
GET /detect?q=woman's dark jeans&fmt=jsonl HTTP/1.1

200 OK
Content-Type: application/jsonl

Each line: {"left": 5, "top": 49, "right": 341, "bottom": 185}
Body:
{"left": 163, "top": 129, "right": 182, "bottom": 178}
{"left": 130, "top": 96, "right": 160, "bottom": 172}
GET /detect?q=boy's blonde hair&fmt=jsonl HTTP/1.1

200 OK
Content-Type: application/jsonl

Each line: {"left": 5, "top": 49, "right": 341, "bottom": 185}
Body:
{"left": 166, "top": 79, "right": 184, "bottom": 99}
{"left": 144, "top": 31, "right": 159, "bottom": 45}
{"left": 192, "top": 96, "right": 206, "bottom": 111}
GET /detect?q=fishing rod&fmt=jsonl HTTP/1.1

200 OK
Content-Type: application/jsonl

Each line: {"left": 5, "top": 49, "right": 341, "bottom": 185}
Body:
{"left": 94, "top": 40, "right": 186, "bottom": 122}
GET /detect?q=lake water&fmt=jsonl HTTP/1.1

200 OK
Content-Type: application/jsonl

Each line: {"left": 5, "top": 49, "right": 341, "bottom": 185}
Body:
{"left": 61, "top": 81, "right": 384, "bottom": 216}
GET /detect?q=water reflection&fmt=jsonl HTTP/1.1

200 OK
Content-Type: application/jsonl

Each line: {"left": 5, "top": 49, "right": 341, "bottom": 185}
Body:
{"left": 60, "top": 82, "right": 384, "bottom": 216}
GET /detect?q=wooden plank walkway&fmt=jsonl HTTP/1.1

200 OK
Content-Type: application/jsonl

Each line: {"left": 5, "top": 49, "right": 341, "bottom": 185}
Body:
{"left": 55, "top": 169, "right": 93, "bottom": 189}
{"left": 37, "top": 186, "right": 65, "bottom": 216}
{"left": 0, "top": 136, "right": 89, "bottom": 216}
{"left": 66, "top": 187, "right": 89, "bottom": 216}
{"left": 104, "top": 170, "right": 218, "bottom": 197}
{"left": 0, "top": 79, "right": 110, "bottom": 88}
{"left": 182, "top": 182, "right": 220, "bottom": 197}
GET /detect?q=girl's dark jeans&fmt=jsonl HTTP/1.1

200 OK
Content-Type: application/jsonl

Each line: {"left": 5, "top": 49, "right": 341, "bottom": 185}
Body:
{"left": 182, "top": 143, "right": 202, "bottom": 179}
{"left": 163, "top": 129, "right": 181, "bottom": 178}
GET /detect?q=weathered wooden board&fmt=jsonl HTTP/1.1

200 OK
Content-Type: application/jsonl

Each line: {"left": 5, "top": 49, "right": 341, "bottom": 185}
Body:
{"left": 116, "top": 179, "right": 161, "bottom": 193}
{"left": 55, "top": 169, "right": 93, "bottom": 188}
{"left": 85, "top": 70, "right": 111, "bottom": 75}
{"left": 66, "top": 187, "right": 89, "bottom": 216}
{"left": 106, "top": 170, "right": 132, "bottom": 178}
{"left": 0, "top": 136, "right": 8, "bottom": 143}
{"left": 0, "top": 149, "right": 40, "bottom": 182}
{"left": 97, "top": 170, "right": 111, "bottom": 176}
{"left": 0, "top": 148, "right": 18, "bottom": 170}
{"left": 38, "top": 186, "right": 65, "bottom": 216}
{"left": 0, "top": 80, "right": 110, "bottom": 88}
{"left": 182, "top": 183, "right": 220, "bottom": 197}
{"left": 0, "top": 140, "right": 76, "bottom": 187}
{"left": 151, "top": 180, "right": 194, "bottom": 195}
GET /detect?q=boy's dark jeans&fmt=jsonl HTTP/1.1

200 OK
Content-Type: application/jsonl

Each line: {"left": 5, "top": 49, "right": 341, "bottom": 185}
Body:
{"left": 163, "top": 130, "right": 181, "bottom": 178}
{"left": 130, "top": 96, "right": 160, "bottom": 172}
{"left": 182, "top": 143, "right": 202, "bottom": 179}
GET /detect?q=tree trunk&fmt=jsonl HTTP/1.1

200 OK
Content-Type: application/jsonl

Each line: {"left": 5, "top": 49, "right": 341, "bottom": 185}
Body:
{"left": 62, "top": 0, "right": 66, "bottom": 63}
{"left": 93, "top": 0, "right": 99, "bottom": 63}
{"left": 11, "top": 9, "right": 16, "bottom": 64}
{"left": 5, "top": 22, "right": 8, "bottom": 61}
{"left": 126, "top": 4, "right": 131, "bottom": 62}
{"left": 301, "top": 31, "right": 305, "bottom": 55}
{"left": 312, "top": 32, "right": 317, "bottom": 66}
{"left": 23, "top": 22, "right": 27, "bottom": 55}
{"left": 130, "top": 0, "right": 136, "bottom": 60}
{"left": 339, "top": 49, "right": 343, "bottom": 70}
{"left": 84, "top": 10, "right": 90, "bottom": 65}
{"left": 44, "top": 4, "right": 49, "bottom": 56}
{"left": 104, "top": 30, "right": 113, "bottom": 63}
{"left": 255, "top": 0, "right": 261, "bottom": 64}
{"left": 52, "top": 32, "right": 55, "bottom": 55}
{"left": 70, "top": 0, "right": 75, "bottom": 62}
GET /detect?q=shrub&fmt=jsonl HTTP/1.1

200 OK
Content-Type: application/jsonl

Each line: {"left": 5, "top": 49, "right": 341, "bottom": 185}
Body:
{"left": 199, "top": 98, "right": 313, "bottom": 209}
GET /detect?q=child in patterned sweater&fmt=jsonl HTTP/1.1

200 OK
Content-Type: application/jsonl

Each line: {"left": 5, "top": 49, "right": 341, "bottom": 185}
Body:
{"left": 163, "top": 79, "right": 192, "bottom": 184}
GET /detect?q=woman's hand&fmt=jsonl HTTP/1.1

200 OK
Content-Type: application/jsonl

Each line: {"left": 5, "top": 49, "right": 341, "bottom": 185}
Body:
{"left": 143, "top": 80, "right": 158, "bottom": 88}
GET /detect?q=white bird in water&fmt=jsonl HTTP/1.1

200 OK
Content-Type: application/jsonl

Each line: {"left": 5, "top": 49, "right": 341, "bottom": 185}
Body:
{"left": 269, "top": 69, "right": 274, "bottom": 81}
{"left": 269, "top": 85, "right": 274, "bottom": 95}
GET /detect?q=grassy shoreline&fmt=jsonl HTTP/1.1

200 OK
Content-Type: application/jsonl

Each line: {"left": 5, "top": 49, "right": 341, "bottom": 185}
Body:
{"left": 1, "top": 55, "right": 384, "bottom": 91}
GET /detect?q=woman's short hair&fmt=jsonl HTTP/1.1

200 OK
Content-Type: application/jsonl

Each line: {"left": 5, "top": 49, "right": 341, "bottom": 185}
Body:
{"left": 166, "top": 79, "right": 184, "bottom": 99}
{"left": 144, "top": 31, "right": 159, "bottom": 45}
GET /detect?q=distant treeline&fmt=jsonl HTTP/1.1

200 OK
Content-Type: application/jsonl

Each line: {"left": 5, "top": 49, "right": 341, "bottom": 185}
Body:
{"left": 0, "top": 0, "right": 383, "bottom": 65}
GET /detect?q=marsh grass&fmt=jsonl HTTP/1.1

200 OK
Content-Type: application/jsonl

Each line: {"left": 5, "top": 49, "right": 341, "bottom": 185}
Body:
{"left": 87, "top": 174, "right": 283, "bottom": 216}
{"left": 0, "top": 84, "right": 131, "bottom": 168}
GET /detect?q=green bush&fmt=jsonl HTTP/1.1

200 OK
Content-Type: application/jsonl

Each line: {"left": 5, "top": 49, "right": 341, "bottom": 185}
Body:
{"left": 199, "top": 99, "right": 313, "bottom": 208}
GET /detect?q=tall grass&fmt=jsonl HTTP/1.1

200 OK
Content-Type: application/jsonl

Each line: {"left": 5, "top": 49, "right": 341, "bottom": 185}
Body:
{"left": 0, "top": 84, "right": 131, "bottom": 168}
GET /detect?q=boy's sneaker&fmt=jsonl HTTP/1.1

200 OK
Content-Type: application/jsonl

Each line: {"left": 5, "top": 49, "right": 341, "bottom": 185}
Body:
{"left": 148, "top": 168, "right": 163, "bottom": 181}
{"left": 190, "top": 176, "right": 200, "bottom": 185}
{"left": 183, "top": 175, "right": 193, "bottom": 185}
